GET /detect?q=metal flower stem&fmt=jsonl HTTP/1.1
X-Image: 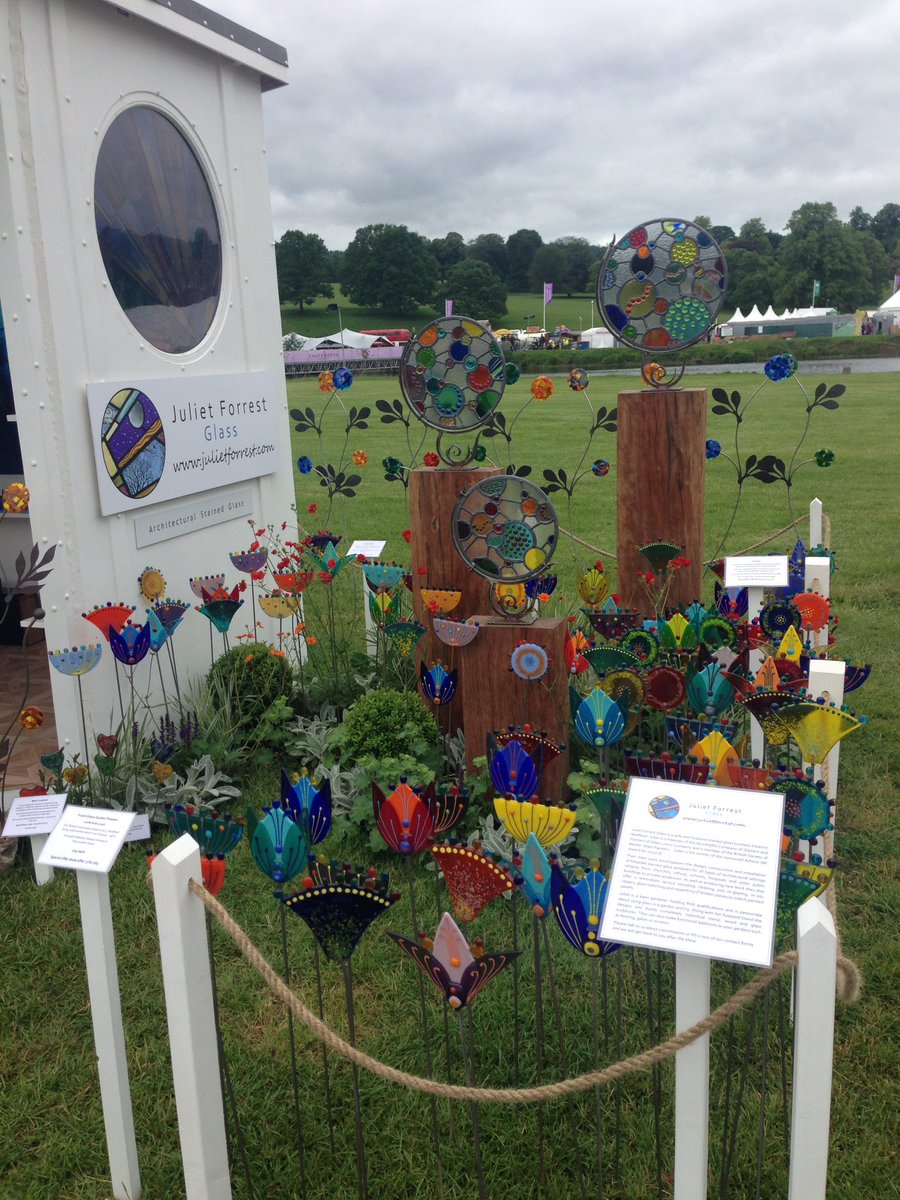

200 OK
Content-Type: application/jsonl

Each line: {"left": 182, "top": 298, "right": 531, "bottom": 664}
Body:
{"left": 208, "top": 620, "right": 214, "bottom": 667}
{"left": 719, "top": 992, "right": 762, "bottom": 1197}
{"left": 404, "top": 856, "right": 446, "bottom": 1199}
{"left": 776, "top": 975, "right": 791, "bottom": 1171}
{"left": 717, "top": 964, "right": 741, "bottom": 1198}
{"left": 590, "top": 958, "right": 605, "bottom": 1196}
{"left": 75, "top": 674, "right": 94, "bottom": 804}
{"left": 540, "top": 919, "right": 589, "bottom": 1200}
{"left": 312, "top": 941, "right": 337, "bottom": 1155}
{"left": 164, "top": 637, "right": 182, "bottom": 708}
{"left": 532, "top": 915, "right": 547, "bottom": 1186}
{"left": 112, "top": 657, "right": 125, "bottom": 722}
{"left": 154, "top": 650, "right": 170, "bottom": 712}
{"left": 456, "top": 1006, "right": 488, "bottom": 1200}
{"left": 205, "top": 909, "right": 256, "bottom": 1198}
{"left": 341, "top": 957, "right": 369, "bottom": 1200}
{"left": 249, "top": 576, "right": 258, "bottom": 641}
{"left": 613, "top": 951, "right": 623, "bottom": 1179}
{"left": 511, "top": 888, "right": 521, "bottom": 1085}
{"left": 643, "top": 950, "right": 664, "bottom": 1200}
{"left": 279, "top": 902, "right": 308, "bottom": 1200}
{"left": 433, "top": 869, "right": 457, "bottom": 1139}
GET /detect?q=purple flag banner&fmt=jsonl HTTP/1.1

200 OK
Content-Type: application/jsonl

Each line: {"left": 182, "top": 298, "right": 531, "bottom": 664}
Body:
{"left": 445, "top": 298, "right": 453, "bottom": 317}
{"left": 543, "top": 281, "right": 553, "bottom": 306}
{"left": 894, "top": 274, "right": 900, "bottom": 294}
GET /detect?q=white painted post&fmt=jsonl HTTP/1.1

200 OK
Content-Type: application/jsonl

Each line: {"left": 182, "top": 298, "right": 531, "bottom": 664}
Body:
{"left": 803, "top": 556, "right": 832, "bottom": 654}
{"left": 673, "top": 954, "right": 711, "bottom": 1200}
{"left": 29, "top": 832, "right": 54, "bottom": 885}
{"left": 788, "top": 897, "right": 836, "bottom": 1200}
{"left": 75, "top": 870, "right": 142, "bottom": 1200}
{"left": 809, "top": 498, "right": 823, "bottom": 548}
{"left": 152, "top": 835, "right": 232, "bottom": 1200}
{"left": 361, "top": 571, "right": 377, "bottom": 658}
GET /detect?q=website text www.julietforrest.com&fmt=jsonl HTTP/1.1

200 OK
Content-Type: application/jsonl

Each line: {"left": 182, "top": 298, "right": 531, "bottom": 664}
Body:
{"left": 170, "top": 441, "right": 276, "bottom": 473}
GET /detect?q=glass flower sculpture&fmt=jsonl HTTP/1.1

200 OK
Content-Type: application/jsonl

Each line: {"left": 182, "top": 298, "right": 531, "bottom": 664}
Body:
{"left": 551, "top": 861, "right": 618, "bottom": 958}
{"left": 167, "top": 807, "right": 244, "bottom": 856}
{"left": 151, "top": 599, "right": 191, "bottom": 634}
{"left": 189, "top": 574, "right": 225, "bottom": 600}
{"left": 282, "top": 768, "right": 332, "bottom": 845}
{"left": 372, "top": 780, "right": 436, "bottom": 855}
{"left": 195, "top": 584, "right": 244, "bottom": 634}
{"left": 82, "top": 602, "right": 135, "bottom": 641}
{"left": 420, "top": 661, "right": 458, "bottom": 706}
{"left": 571, "top": 685, "right": 626, "bottom": 748}
{"left": 282, "top": 863, "right": 398, "bottom": 962}
{"left": 514, "top": 833, "right": 553, "bottom": 916}
{"left": 388, "top": 912, "right": 519, "bottom": 1009}
{"left": 433, "top": 618, "right": 480, "bottom": 648}
{"left": 432, "top": 842, "right": 515, "bottom": 923}
{"left": 494, "top": 796, "right": 577, "bottom": 848}
{"left": 247, "top": 799, "right": 309, "bottom": 886}
{"left": 48, "top": 644, "right": 103, "bottom": 677}
{"left": 230, "top": 548, "right": 268, "bottom": 574}
{"left": 109, "top": 621, "right": 152, "bottom": 667}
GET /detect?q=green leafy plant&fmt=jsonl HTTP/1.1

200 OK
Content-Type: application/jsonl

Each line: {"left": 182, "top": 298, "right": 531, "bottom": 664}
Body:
{"left": 207, "top": 641, "right": 295, "bottom": 733}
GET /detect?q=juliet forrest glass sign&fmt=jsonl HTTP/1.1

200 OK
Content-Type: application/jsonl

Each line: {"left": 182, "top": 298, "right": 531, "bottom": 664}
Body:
{"left": 87, "top": 372, "right": 280, "bottom": 515}
{"left": 601, "top": 777, "right": 784, "bottom": 967}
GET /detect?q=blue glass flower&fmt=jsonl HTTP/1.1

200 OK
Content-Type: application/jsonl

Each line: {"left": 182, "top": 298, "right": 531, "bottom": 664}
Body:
{"left": 152, "top": 599, "right": 190, "bottom": 634}
{"left": 168, "top": 807, "right": 243, "bottom": 856}
{"left": 489, "top": 737, "right": 539, "bottom": 798}
{"left": 297, "top": 455, "right": 314, "bottom": 474}
{"left": 109, "top": 622, "right": 151, "bottom": 666}
{"left": 517, "top": 833, "right": 553, "bottom": 916}
{"left": 525, "top": 573, "right": 557, "bottom": 600}
{"left": 145, "top": 606, "right": 170, "bottom": 652}
{"left": 551, "top": 862, "right": 618, "bottom": 958}
{"left": 249, "top": 801, "right": 309, "bottom": 885}
{"left": 282, "top": 768, "right": 332, "bottom": 845}
{"left": 764, "top": 354, "right": 797, "bottom": 381}
{"left": 48, "top": 644, "right": 103, "bottom": 677}
{"left": 420, "top": 661, "right": 458, "bottom": 706}
{"left": 572, "top": 686, "right": 626, "bottom": 748}
{"left": 332, "top": 367, "right": 353, "bottom": 390}
{"left": 592, "top": 459, "right": 610, "bottom": 477}
{"left": 196, "top": 598, "right": 244, "bottom": 634}
{"left": 705, "top": 439, "right": 721, "bottom": 459}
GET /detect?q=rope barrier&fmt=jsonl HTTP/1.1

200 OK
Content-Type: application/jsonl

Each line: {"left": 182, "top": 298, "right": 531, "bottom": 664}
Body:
{"left": 558, "top": 517, "right": 809, "bottom": 568}
{"left": 179, "top": 878, "right": 857, "bottom": 1104}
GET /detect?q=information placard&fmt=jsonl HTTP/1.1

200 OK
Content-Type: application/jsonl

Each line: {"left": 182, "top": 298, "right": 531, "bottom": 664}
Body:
{"left": 724, "top": 555, "right": 789, "bottom": 589}
{"left": 348, "top": 539, "right": 387, "bottom": 559}
{"left": 123, "top": 813, "right": 152, "bottom": 843}
{"left": 36, "top": 806, "right": 135, "bottom": 874}
{"left": 2, "top": 793, "right": 66, "bottom": 838}
{"left": 601, "top": 778, "right": 784, "bottom": 967}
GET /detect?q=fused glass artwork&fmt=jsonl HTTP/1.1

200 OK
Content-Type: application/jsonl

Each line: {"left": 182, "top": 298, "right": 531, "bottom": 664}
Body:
{"left": 489, "top": 582, "right": 531, "bottom": 619}
{"left": 282, "top": 769, "right": 332, "bottom": 845}
{"left": 432, "top": 842, "right": 515, "bottom": 923}
{"left": 99, "top": 389, "right": 166, "bottom": 500}
{"left": 168, "top": 807, "right": 243, "bottom": 856}
{"left": 510, "top": 642, "right": 549, "bottom": 681}
{"left": 775, "top": 859, "right": 832, "bottom": 943}
{"left": 420, "top": 588, "right": 462, "bottom": 615}
{"left": 623, "top": 751, "right": 710, "bottom": 784}
{"left": 94, "top": 106, "right": 221, "bottom": 353}
{"left": 372, "top": 781, "right": 436, "bottom": 855}
{"left": 598, "top": 219, "right": 727, "bottom": 352}
{"left": 690, "top": 730, "right": 740, "bottom": 786}
{"left": 420, "top": 661, "right": 459, "bottom": 705}
{"left": 772, "top": 777, "right": 832, "bottom": 841}
{"left": 48, "top": 644, "right": 102, "bottom": 677}
{"left": 399, "top": 316, "right": 506, "bottom": 434}
{"left": 248, "top": 802, "right": 309, "bottom": 885}
{"left": 572, "top": 685, "right": 626, "bottom": 748}
{"left": 551, "top": 862, "right": 618, "bottom": 958}
{"left": 283, "top": 866, "right": 398, "bottom": 962}
{"left": 489, "top": 737, "right": 540, "bottom": 797}
{"left": 644, "top": 666, "right": 686, "bottom": 711}
{"left": 452, "top": 476, "right": 558, "bottom": 582}
{"left": 765, "top": 699, "right": 866, "bottom": 763}
{"left": 516, "top": 834, "right": 553, "bottom": 915}
{"left": 494, "top": 797, "right": 577, "bottom": 847}
{"left": 430, "top": 784, "right": 470, "bottom": 836}
{"left": 388, "top": 913, "right": 519, "bottom": 1009}
{"left": 490, "top": 726, "right": 563, "bottom": 764}
{"left": 433, "top": 618, "right": 480, "bottom": 647}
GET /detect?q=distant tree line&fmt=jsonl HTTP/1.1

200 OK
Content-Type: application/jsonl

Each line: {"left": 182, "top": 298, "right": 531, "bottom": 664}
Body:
{"left": 275, "top": 201, "right": 900, "bottom": 323}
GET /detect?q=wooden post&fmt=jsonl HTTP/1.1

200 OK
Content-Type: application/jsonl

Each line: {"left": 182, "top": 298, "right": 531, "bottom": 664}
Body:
{"left": 459, "top": 616, "right": 570, "bottom": 797}
{"left": 616, "top": 390, "right": 706, "bottom": 613}
{"left": 152, "top": 836, "right": 232, "bottom": 1200}
{"left": 76, "top": 870, "right": 142, "bottom": 1200}
{"left": 409, "top": 465, "right": 503, "bottom": 733}
{"left": 788, "top": 897, "right": 836, "bottom": 1200}
{"left": 673, "top": 954, "right": 711, "bottom": 1200}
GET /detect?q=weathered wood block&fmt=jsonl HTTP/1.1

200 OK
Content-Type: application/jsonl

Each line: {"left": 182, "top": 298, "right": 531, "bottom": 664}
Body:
{"left": 459, "top": 616, "right": 570, "bottom": 798}
{"left": 616, "top": 389, "right": 706, "bottom": 614}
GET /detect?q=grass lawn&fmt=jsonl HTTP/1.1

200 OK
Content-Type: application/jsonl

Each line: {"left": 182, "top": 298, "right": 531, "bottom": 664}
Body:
{"left": 1, "top": 369, "right": 897, "bottom": 1198}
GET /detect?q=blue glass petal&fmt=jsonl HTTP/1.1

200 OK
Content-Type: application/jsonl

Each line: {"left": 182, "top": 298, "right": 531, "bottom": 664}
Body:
{"left": 489, "top": 738, "right": 539, "bottom": 798}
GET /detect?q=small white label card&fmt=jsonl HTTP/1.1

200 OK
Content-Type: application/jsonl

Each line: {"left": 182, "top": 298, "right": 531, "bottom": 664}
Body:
{"left": 2, "top": 792, "right": 67, "bottom": 838}
{"left": 601, "top": 778, "right": 785, "bottom": 967}
{"left": 724, "top": 555, "right": 789, "bottom": 589}
{"left": 348, "top": 539, "right": 387, "bottom": 559}
{"left": 36, "top": 805, "right": 135, "bottom": 874}
{"left": 123, "top": 813, "right": 152, "bottom": 843}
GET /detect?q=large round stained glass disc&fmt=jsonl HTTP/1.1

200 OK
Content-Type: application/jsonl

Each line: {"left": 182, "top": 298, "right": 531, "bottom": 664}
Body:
{"left": 452, "top": 476, "right": 558, "bottom": 583}
{"left": 598, "top": 218, "right": 727, "bottom": 353}
{"left": 400, "top": 316, "right": 506, "bottom": 432}
{"left": 95, "top": 106, "right": 222, "bottom": 354}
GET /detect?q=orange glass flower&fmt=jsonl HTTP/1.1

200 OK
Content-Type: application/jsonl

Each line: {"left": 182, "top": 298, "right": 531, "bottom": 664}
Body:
{"left": 352, "top": 450, "right": 369, "bottom": 467}
{"left": 530, "top": 375, "right": 555, "bottom": 401}
{"left": 19, "top": 706, "right": 44, "bottom": 730}
{"left": 2, "top": 482, "right": 30, "bottom": 513}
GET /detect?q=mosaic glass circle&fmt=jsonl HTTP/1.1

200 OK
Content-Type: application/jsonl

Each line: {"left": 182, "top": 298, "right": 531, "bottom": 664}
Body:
{"left": 598, "top": 218, "right": 727, "bottom": 353}
{"left": 452, "top": 476, "right": 558, "bottom": 583}
{"left": 100, "top": 387, "right": 166, "bottom": 499}
{"left": 400, "top": 316, "right": 506, "bottom": 432}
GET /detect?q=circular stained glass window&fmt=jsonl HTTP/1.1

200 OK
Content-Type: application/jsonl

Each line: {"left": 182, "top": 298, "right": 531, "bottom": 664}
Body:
{"left": 94, "top": 107, "right": 222, "bottom": 354}
{"left": 399, "top": 316, "right": 506, "bottom": 433}
{"left": 452, "top": 475, "right": 558, "bottom": 583}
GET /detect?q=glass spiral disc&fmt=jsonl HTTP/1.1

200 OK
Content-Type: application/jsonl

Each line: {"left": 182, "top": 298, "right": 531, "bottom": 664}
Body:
{"left": 598, "top": 218, "right": 727, "bottom": 353}
{"left": 452, "top": 475, "right": 558, "bottom": 583}
{"left": 399, "top": 316, "right": 506, "bottom": 432}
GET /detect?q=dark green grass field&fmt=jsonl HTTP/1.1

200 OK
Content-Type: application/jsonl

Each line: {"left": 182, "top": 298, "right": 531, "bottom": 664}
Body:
{"left": 1, "top": 369, "right": 897, "bottom": 1198}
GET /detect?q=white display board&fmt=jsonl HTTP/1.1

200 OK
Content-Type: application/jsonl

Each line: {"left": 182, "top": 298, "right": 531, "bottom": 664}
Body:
{"left": 37, "top": 806, "right": 134, "bottom": 874}
{"left": 2, "top": 792, "right": 67, "bottom": 837}
{"left": 601, "top": 778, "right": 784, "bottom": 967}
{"left": 724, "top": 555, "right": 789, "bottom": 588}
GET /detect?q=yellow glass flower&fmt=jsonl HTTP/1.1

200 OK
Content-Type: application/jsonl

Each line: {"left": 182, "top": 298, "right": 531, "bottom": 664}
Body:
{"left": 420, "top": 588, "right": 461, "bottom": 615}
{"left": 691, "top": 730, "right": 739, "bottom": 786}
{"left": 152, "top": 761, "right": 174, "bottom": 783}
{"left": 577, "top": 567, "right": 608, "bottom": 608}
{"left": 259, "top": 594, "right": 301, "bottom": 619}
{"left": 493, "top": 797, "right": 577, "bottom": 847}
{"left": 317, "top": 370, "right": 334, "bottom": 392}
{"left": 530, "top": 375, "right": 555, "bottom": 401}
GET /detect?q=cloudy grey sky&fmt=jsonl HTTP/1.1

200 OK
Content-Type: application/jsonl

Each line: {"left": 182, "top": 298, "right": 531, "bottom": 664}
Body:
{"left": 210, "top": 0, "right": 899, "bottom": 250}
